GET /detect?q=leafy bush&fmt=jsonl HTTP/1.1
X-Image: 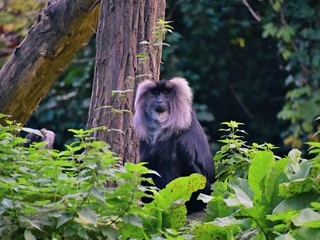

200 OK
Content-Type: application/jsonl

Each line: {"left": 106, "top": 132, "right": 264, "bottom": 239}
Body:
{"left": 0, "top": 114, "right": 207, "bottom": 239}
{"left": 0, "top": 114, "right": 152, "bottom": 239}
{"left": 1, "top": 116, "right": 320, "bottom": 239}
{"left": 199, "top": 121, "right": 320, "bottom": 239}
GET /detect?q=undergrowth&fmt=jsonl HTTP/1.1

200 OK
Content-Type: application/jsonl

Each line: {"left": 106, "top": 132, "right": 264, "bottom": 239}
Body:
{"left": 0, "top": 116, "right": 319, "bottom": 239}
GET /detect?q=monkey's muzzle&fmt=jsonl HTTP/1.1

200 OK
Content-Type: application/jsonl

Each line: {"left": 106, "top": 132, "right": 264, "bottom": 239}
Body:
{"left": 154, "top": 104, "right": 167, "bottom": 113}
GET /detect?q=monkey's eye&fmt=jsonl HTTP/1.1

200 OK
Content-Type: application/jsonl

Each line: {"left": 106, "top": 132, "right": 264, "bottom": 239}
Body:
{"left": 163, "top": 88, "right": 172, "bottom": 95}
{"left": 151, "top": 89, "right": 160, "bottom": 95}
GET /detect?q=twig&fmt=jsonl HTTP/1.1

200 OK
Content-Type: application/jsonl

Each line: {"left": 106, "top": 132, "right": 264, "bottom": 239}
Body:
{"left": 241, "top": 0, "right": 262, "bottom": 22}
{"left": 230, "top": 85, "right": 254, "bottom": 119}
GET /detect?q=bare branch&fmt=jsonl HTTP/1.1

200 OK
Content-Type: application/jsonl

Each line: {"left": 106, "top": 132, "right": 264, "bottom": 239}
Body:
{"left": 241, "top": 0, "right": 262, "bottom": 22}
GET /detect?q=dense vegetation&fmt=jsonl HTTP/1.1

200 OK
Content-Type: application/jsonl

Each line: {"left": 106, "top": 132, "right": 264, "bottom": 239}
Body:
{"left": 1, "top": 116, "right": 319, "bottom": 239}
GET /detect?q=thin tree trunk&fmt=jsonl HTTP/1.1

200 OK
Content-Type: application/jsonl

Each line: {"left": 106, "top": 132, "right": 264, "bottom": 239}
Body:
{"left": 87, "top": 0, "right": 166, "bottom": 163}
{"left": 0, "top": 0, "right": 100, "bottom": 124}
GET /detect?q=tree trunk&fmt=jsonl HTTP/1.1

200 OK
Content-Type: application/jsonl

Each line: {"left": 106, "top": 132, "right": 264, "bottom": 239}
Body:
{"left": 0, "top": 0, "right": 100, "bottom": 124}
{"left": 87, "top": 0, "right": 166, "bottom": 163}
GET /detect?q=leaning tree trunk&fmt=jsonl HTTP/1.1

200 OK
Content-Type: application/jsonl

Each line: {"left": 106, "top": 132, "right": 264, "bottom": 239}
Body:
{"left": 0, "top": 0, "right": 100, "bottom": 124}
{"left": 87, "top": 0, "right": 166, "bottom": 163}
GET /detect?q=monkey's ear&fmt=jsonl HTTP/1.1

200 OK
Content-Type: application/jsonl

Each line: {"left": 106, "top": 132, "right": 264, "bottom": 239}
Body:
{"left": 136, "top": 79, "right": 156, "bottom": 91}
{"left": 135, "top": 80, "right": 157, "bottom": 106}
{"left": 168, "top": 77, "right": 193, "bottom": 103}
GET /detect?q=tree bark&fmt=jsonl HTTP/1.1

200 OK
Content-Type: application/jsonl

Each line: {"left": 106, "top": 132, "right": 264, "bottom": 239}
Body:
{"left": 87, "top": 0, "right": 166, "bottom": 163}
{"left": 0, "top": 0, "right": 100, "bottom": 124}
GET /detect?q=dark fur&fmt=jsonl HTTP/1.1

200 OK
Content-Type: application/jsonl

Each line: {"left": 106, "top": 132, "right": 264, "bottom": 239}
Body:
{"left": 133, "top": 77, "right": 215, "bottom": 213}
{"left": 22, "top": 128, "right": 55, "bottom": 149}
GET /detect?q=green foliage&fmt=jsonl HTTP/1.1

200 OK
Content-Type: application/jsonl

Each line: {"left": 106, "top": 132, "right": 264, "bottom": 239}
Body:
{"left": 0, "top": 116, "right": 151, "bottom": 239}
{"left": 262, "top": 0, "right": 320, "bottom": 144}
{"left": 0, "top": 115, "right": 210, "bottom": 239}
{"left": 202, "top": 121, "right": 320, "bottom": 239}
{"left": 2, "top": 116, "right": 320, "bottom": 239}
{"left": 123, "top": 174, "right": 206, "bottom": 239}
{"left": 214, "top": 121, "right": 277, "bottom": 181}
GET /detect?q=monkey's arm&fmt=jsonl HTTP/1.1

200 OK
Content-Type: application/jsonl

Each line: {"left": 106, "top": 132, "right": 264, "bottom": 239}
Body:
{"left": 179, "top": 113, "right": 215, "bottom": 189}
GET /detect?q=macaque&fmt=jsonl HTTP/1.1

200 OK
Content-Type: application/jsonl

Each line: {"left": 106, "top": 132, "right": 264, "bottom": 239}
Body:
{"left": 133, "top": 77, "right": 215, "bottom": 213}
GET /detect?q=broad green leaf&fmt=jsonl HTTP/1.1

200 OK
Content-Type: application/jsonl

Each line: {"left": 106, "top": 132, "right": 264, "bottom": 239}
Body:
{"left": 143, "top": 174, "right": 205, "bottom": 231}
{"left": 273, "top": 192, "right": 319, "bottom": 213}
{"left": 248, "top": 151, "right": 275, "bottom": 201}
{"left": 225, "top": 180, "right": 253, "bottom": 208}
{"left": 206, "top": 196, "right": 234, "bottom": 219}
{"left": 292, "top": 208, "right": 320, "bottom": 227}
{"left": 279, "top": 178, "right": 313, "bottom": 198}
{"left": 267, "top": 209, "right": 297, "bottom": 222}
{"left": 155, "top": 173, "right": 206, "bottom": 207}
{"left": 265, "top": 157, "right": 289, "bottom": 207}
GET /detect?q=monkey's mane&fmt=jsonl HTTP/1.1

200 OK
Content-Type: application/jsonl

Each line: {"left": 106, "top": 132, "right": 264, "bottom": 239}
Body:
{"left": 133, "top": 77, "right": 193, "bottom": 143}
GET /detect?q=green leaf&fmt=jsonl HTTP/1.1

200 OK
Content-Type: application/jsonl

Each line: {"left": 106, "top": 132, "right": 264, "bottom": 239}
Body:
{"left": 192, "top": 221, "right": 240, "bottom": 239}
{"left": 248, "top": 151, "right": 275, "bottom": 201}
{"left": 56, "top": 214, "right": 74, "bottom": 228}
{"left": 143, "top": 174, "right": 205, "bottom": 231}
{"left": 207, "top": 196, "right": 234, "bottom": 219}
{"left": 19, "top": 216, "right": 43, "bottom": 232}
{"left": 279, "top": 178, "right": 313, "bottom": 198}
{"left": 273, "top": 192, "right": 319, "bottom": 213}
{"left": 78, "top": 208, "right": 97, "bottom": 227}
{"left": 155, "top": 173, "right": 206, "bottom": 207}
{"left": 263, "top": 23, "right": 278, "bottom": 38}
{"left": 292, "top": 208, "right": 320, "bottom": 227}
{"left": 24, "top": 230, "right": 37, "bottom": 240}
{"left": 123, "top": 214, "right": 143, "bottom": 227}
{"left": 266, "top": 157, "right": 289, "bottom": 206}
{"left": 282, "top": 25, "right": 295, "bottom": 42}
{"left": 225, "top": 179, "right": 253, "bottom": 208}
{"left": 275, "top": 233, "right": 295, "bottom": 240}
{"left": 292, "top": 226, "right": 320, "bottom": 240}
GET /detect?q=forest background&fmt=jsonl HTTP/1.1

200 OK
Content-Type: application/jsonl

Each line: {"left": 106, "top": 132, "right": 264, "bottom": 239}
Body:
{"left": 1, "top": 0, "right": 319, "bottom": 154}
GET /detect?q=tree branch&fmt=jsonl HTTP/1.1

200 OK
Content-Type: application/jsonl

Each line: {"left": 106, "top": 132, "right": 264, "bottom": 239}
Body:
{"left": 0, "top": 0, "right": 100, "bottom": 124}
{"left": 241, "top": 0, "right": 262, "bottom": 22}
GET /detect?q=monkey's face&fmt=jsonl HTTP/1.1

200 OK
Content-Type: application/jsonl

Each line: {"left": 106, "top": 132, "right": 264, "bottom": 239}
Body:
{"left": 146, "top": 81, "right": 173, "bottom": 123}
{"left": 134, "top": 78, "right": 193, "bottom": 141}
